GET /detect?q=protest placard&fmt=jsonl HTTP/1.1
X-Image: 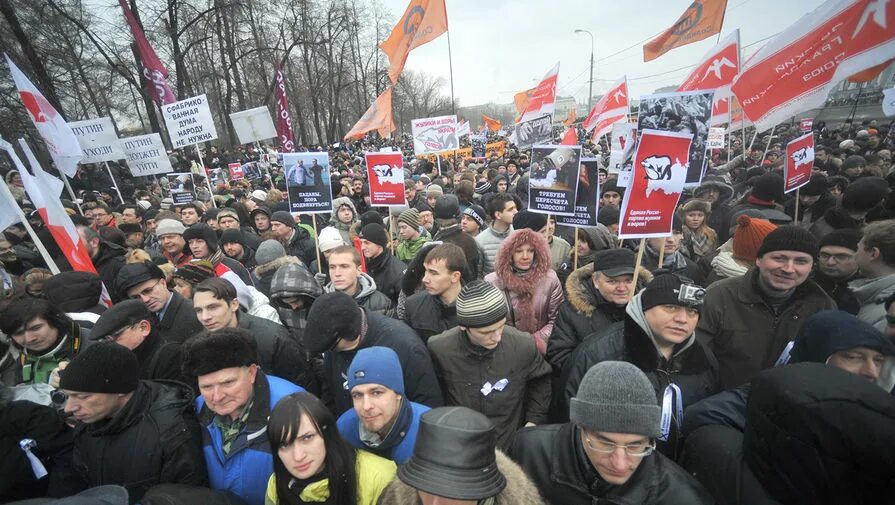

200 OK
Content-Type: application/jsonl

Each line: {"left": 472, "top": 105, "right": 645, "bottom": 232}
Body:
{"left": 365, "top": 152, "right": 406, "bottom": 206}
{"left": 707, "top": 127, "right": 726, "bottom": 148}
{"left": 283, "top": 152, "right": 334, "bottom": 214}
{"left": 165, "top": 173, "right": 197, "bottom": 204}
{"left": 120, "top": 133, "right": 172, "bottom": 176}
{"left": 618, "top": 129, "right": 693, "bottom": 238}
{"left": 784, "top": 133, "right": 814, "bottom": 193}
{"left": 637, "top": 90, "right": 712, "bottom": 185}
{"left": 528, "top": 145, "right": 581, "bottom": 216}
{"left": 556, "top": 159, "right": 600, "bottom": 227}
{"left": 485, "top": 141, "right": 506, "bottom": 158}
{"left": 514, "top": 114, "right": 553, "bottom": 150}
{"left": 228, "top": 162, "right": 244, "bottom": 180}
{"left": 799, "top": 118, "right": 814, "bottom": 133}
{"left": 608, "top": 123, "right": 636, "bottom": 175}
{"left": 69, "top": 117, "right": 124, "bottom": 163}
{"left": 161, "top": 94, "right": 218, "bottom": 148}
{"left": 229, "top": 106, "right": 277, "bottom": 144}
{"left": 411, "top": 115, "right": 459, "bottom": 155}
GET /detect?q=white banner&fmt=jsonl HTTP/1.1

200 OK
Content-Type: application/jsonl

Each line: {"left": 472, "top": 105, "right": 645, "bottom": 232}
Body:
{"left": 69, "top": 117, "right": 125, "bottom": 163}
{"left": 161, "top": 94, "right": 218, "bottom": 148}
{"left": 707, "top": 127, "right": 726, "bottom": 149}
{"left": 457, "top": 120, "right": 471, "bottom": 138}
{"left": 229, "top": 106, "right": 277, "bottom": 144}
{"left": 411, "top": 114, "right": 459, "bottom": 155}
{"left": 608, "top": 122, "right": 636, "bottom": 175}
{"left": 121, "top": 133, "right": 173, "bottom": 176}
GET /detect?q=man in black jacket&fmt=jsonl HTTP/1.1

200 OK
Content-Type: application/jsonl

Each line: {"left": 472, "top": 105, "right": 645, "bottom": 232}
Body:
{"left": 76, "top": 223, "right": 126, "bottom": 302}
{"left": 116, "top": 261, "right": 205, "bottom": 344}
{"left": 511, "top": 361, "right": 712, "bottom": 505}
{"left": 358, "top": 223, "right": 406, "bottom": 303}
{"left": 89, "top": 300, "right": 186, "bottom": 384}
{"left": 192, "top": 278, "right": 313, "bottom": 391}
{"left": 269, "top": 211, "right": 316, "bottom": 266}
{"left": 403, "top": 243, "right": 465, "bottom": 342}
{"left": 305, "top": 291, "right": 443, "bottom": 415}
{"left": 60, "top": 343, "right": 207, "bottom": 503}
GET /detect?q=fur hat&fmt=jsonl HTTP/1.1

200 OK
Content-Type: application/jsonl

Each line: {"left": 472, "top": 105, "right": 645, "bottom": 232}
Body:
{"left": 181, "top": 328, "right": 259, "bottom": 377}
{"left": 680, "top": 199, "right": 711, "bottom": 216}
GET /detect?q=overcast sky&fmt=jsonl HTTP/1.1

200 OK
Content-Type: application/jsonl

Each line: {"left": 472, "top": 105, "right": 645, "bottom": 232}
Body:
{"left": 380, "top": 0, "right": 828, "bottom": 108}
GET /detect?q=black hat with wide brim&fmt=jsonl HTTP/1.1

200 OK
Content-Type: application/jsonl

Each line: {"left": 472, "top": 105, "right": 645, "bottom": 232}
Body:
{"left": 396, "top": 407, "right": 506, "bottom": 500}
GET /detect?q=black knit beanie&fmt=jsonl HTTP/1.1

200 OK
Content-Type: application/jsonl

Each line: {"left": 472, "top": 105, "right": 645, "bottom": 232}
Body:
{"left": 750, "top": 173, "right": 784, "bottom": 202}
{"left": 304, "top": 292, "right": 362, "bottom": 353}
{"left": 756, "top": 225, "right": 819, "bottom": 258}
{"left": 641, "top": 273, "right": 701, "bottom": 311}
{"left": 59, "top": 343, "right": 139, "bottom": 394}
{"left": 359, "top": 223, "right": 389, "bottom": 249}
{"left": 220, "top": 229, "right": 245, "bottom": 246}
{"left": 818, "top": 228, "right": 862, "bottom": 252}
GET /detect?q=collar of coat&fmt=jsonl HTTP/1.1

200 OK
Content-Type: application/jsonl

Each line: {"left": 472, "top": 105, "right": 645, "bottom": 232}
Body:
{"left": 199, "top": 369, "right": 273, "bottom": 433}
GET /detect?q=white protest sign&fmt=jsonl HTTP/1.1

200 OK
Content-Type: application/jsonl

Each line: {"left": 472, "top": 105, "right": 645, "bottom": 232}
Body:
{"left": 161, "top": 94, "right": 218, "bottom": 148}
{"left": 229, "top": 106, "right": 277, "bottom": 144}
{"left": 707, "top": 127, "right": 726, "bottom": 148}
{"left": 608, "top": 122, "right": 636, "bottom": 174}
{"left": 69, "top": 117, "right": 125, "bottom": 163}
{"left": 411, "top": 115, "right": 459, "bottom": 155}
{"left": 120, "top": 133, "right": 173, "bottom": 176}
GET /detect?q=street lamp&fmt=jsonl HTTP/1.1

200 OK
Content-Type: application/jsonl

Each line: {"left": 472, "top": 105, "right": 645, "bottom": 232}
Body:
{"left": 574, "top": 29, "right": 595, "bottom": 113}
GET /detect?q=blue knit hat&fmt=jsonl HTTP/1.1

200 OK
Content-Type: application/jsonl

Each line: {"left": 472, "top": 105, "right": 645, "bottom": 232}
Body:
{"left": 347, "top": 346, "right": 405, "bottom": 395}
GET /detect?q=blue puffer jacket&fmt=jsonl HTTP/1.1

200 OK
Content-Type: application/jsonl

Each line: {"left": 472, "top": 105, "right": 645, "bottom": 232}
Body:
{"left": 196, "top": 372, "right": 303, "bottom": 505}
{"left": 336, "top": 399, "right": 430, "bottom": 465}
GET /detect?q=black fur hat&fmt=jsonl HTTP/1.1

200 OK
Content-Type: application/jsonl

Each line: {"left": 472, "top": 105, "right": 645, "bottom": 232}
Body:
{"left": 181, "top": 328, "right": 259, "bottom": 377}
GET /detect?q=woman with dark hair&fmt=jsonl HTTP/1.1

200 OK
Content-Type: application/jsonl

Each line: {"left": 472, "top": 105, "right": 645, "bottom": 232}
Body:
{"left": 265, "top": 392, "right": 395, "bottom": 505}
{"left": 0, "top": 298, "right": 83, "bottom": 384}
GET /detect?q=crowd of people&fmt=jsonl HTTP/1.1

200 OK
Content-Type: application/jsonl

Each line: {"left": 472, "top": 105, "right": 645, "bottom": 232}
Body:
{"left": 1, "top": 116, "right": 895, "bottom": 505}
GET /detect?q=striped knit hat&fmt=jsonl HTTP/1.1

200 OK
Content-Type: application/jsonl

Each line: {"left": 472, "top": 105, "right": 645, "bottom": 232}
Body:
{"left": 457, "top": 280, "right": 508, "bottom": 328}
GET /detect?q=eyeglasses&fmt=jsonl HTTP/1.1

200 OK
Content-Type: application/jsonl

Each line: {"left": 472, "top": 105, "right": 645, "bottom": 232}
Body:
{"left": 105, "top": 323, "right": 139, "bottom": 342}
{"left": 130, "top": 278, "right": 163, "bottom": 300}
{"left": 583, "top": 433, "right": 655, "bottom": 458}
{"left": 886, "top": 315, "right": 895, "bottom": 326}
{"left": 819, "top": 252, "right": 855, "bottom": 262}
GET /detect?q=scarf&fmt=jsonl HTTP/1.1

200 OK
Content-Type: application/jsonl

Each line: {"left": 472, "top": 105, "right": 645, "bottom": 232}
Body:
{"left": 711, "top": 251, "right": 749, "bottom": 279}
{"left": 213, "top": 395, "right": 254, "bottom": 456}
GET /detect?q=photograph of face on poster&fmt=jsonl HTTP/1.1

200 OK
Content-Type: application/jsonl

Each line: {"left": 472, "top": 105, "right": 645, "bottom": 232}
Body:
{"left": 282, "top": 152, "right": 334, "bottom": 214}
{"left": 528, "top": 145, "right": 581, "bottom": 216}
{"left": 637, "top": 90, "right": 713, "bottom": 184}
{"left": 164, "top": 173, "right": 196, "bottom": 204}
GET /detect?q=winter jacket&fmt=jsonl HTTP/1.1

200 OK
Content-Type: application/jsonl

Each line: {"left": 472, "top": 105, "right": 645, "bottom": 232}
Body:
{"left": 73, "top": 381, "right": 208, "bottom": 504}
{"left": 813, "top": 269, "right": 861, "bottom": 315}
{"left": 92, "top": 241, "right": 127, "bottom": 302}
{"left": 322, "top": 310, "right": 443, "bottom": 414}
{"left": 396, "top": 230, "right": 432, "bottom": 264}
{"left": 324, "top": 273, "right": 395, "bottom": 318}
{"left": 269, "top": 261, "right": 322, "bottom": 345}
{"left": 402, "top": 291, "right": 457, "bottom": 343}
{"left": 231, "top": 245, "right": 257, "bottom": 271}
{"left": 427, "top": 325, "right": 552, "bottom": 450}
{"left": 284, "top": 227, "right": 317, "bottom": 267}
{"left": 850, "top": 272, "right": 895, "bottom": 331}
{"left": 560, "top": 294, "right": 720, "bottom": 458}
{"left": 17, "top": 325, "right": 83, "bottom": 385}
{"left": 784, "top": 191, "right": 837, "bottom": 227}
{"left": 697, "top": 269, "right": 836, "bottom": 389}
{"left": 156, "top": 291, "right": 205, "bottom": 344}
{"left": 377, "top": 450, "right": 545, "bottom": 505}
{"left": 476, "top": 225, "right": 513, "bottom": 275}
{"left": 809, "top": 205, "right": 865, "bottom": 239}
{"left": 236, "top": 312, "right": 313, "bottom": 390}
{"left": 132, "top": 329, "right": 186, "bottom": 384}
{"left": 264, "top": 449, "right": 395, "bottom": 505}
{"left": 510, "top": 422, "right": 713, "bottom": 505}
{"left": 547, "top": 262, "right": 651, "bottom": 373}
{"left": 244, "top": 286, "right": 282, "bottom": 324}
{"left": 198, "top": 372, "right": 304, "bottom": 505}
{"left": 365, "top": 251, "right": 406, "bottom": 304}
{"left": 484, "top": 229, "right": 565, "bottom": 355}
{"left": 337, "top": 398, "right": 430, "bottom": 465}
{"left": 548, "top": 236, "right": 572, "bottom": 270}
{"left": 639, "top": 244, "right": 706, "bottom": 285}
{"left": 434, "top": 224, "right": 485, "bottom": 279}
{"left": 253, "top": 256, "right": 303, "bottom": 298}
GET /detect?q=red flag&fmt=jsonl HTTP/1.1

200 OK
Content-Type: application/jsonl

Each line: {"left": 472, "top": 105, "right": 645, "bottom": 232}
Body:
{"left": 732, "top": 0, "right": 895, "bottom": 132}
{"left": 784, "top": 133, "right": 815, "bottom": 193}
{"left": 482, "top": 114, "right": 502, "bottom": 132}
{"left": 644, "top": 0, "right": 728, "bottom": 62}
{"left": 274, "top": 64, "right": 296, "bottom": 152}
{"left": 519, "top": 63, "right": 559, "bottom": 123}
{"left": 583, "top": 76, "right": 628, "bottom": 140}
{"left": 118, "top": 0, "right": 176, "bottom": 105}
{"left": 380, "top": 0, "right": 448, "bottom": 84}
{"left": 677, "top": 30, "right": 740, "bottom": 125}
{"left": 560, "top": 127, "right": 578, "bottom": 145}
{"left": 344, "top": 88, "right": 395, "bottom": 140}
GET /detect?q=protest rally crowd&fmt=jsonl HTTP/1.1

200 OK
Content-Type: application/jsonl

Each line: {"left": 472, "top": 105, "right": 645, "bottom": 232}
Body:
{"left": 3, "top": 0, "right": 895, "bottom": 504}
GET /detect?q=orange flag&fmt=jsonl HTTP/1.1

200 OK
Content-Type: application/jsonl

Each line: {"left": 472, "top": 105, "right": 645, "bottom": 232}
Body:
{"left": 344, "top": 88, "right": 395, "bottom": 140}
{"left": 563, "top": 107, "right": 577, "bottom": 127}
{"left": 380, "top": 0, "right": 448, "bottom": 84}
{"left": 514, "top": 89, "right": 534, "bottom": 114}
{"left": 643, "top": 0, "right": 728, "bottom": 62}
{"left": 482, "top": 114, "right": 501, "bottom": 132}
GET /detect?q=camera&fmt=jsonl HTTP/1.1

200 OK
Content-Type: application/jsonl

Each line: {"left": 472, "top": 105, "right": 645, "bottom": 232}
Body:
{"left": 50, "top": 389, "right": 68, "bottom": 407}
{"left": 678, "top": 284, "right": 706, "bottom": 306}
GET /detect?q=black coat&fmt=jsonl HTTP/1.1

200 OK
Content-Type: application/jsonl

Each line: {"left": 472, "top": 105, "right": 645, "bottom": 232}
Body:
{"left": 133, "top": 330, "right": 187, "bottom": 385}
{"left": 510, "top": 423, "right": 713, "bottom": 505}
{"left": 285, "top": 227, "right": 317, "bottom": 267}
{"left": 402, "top": 291, "right": 457, "bottom": 343}
{"left": 236, "top": 312, "right": 314, "bottom": 391}
{"left": 157, "top": 291, "right": 205, "bottom": 344}
{"left": 365, "top": 251, "right": 406, "bottom": 304}
{"left": 560, "top": 314, "right": 719, "bottom": 458}
{"left": 93, "top": 241, "right": 127, "bottom": 302}
{"left": 72, "top": 381, "right": 208, "bottom": 504}
{"left": 322, "top": 310, "right": 443, "bottom": 414}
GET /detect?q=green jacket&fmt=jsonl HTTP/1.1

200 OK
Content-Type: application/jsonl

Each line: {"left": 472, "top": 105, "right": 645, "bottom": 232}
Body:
{"left": 396, "top": 230, "right": 431, "bottom": 263}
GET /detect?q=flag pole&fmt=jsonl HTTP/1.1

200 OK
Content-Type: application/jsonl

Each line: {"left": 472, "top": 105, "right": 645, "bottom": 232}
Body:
{"left": 630, "top": 238, "right": 646, "bottom": 298}
{"left": 760, "top": 124, "right": 777, "bottom": 166}
{"left": 103, "top": 161, "right": 125, "bottom": 204}
{"left": 794, "top": 188, "right": 801, "bottom": 225}
{"left": 311, "top": 216, "right": 322, "bottom": 274}
{"left": 17, "top": 139, "right": 82, "bottom": 214}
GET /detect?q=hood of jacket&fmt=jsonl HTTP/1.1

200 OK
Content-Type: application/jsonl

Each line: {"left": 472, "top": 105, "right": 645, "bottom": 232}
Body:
{"left": 580, "top": 223, "right": 617, "bottom": 252}
{"left": 493, "top": 228, "right": 553, "bottom": 290}
{"left": 565, "top": 262, "right": 653, "bottom": 317}
{"left": 270, "top": 262, "right": 322, "bottom": 301}
{"left": 744, "top": 363, "right": 895, "bottom": 505}
{"left": 849, "top": 272, "right": 895, "bottom": 306}
{"left": 625, "top": 292, "right": 697, "bottom": 363}
{"left": 324, "top": 272, "right": 378, "bottom": 299}
{"left": 254, "top": 255, "right": 302, "bottom": 278}
{"left": 695, "top": 179, "right": 735, "bottom": 204}
{"left": 330, "top": 196, "right": 358, "bottom": 223}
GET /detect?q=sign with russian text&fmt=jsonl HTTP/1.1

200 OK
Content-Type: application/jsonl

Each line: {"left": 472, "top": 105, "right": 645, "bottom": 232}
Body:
{"left": 784, "top": 133, "right": 814, "bottom": 194}
{"left": 161, "top": 94, "right": 219, "bottom": 148}
{"left": 528, "top": 145, "right": 581, "bottom": 216}
{"left": 70, "top": 117, "right": 124, "bottom": 163}
{"left": 707, "top": 127, "right": 725, "bottom": 149}
{"left": 411, "top": 114, "right": 459, "bottom": 155}
{"left": 283, "top": 152, "right": 334, "bottom": 214}
{"left": 120, "top": 133, "right": 172, "bottom": 176}
{"left": 556, "top": 158, "right": 600, "bottom": 227}
{"left": 365, "top": 152, "right": 406, "bottom": 206}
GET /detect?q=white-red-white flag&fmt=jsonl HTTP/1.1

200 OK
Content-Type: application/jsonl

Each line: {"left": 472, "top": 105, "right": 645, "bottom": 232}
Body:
{"left": 5, "top": 55, "right": 83, "bottom": 178}
{"left": 677, "top": 30, "right": 740, "bottom": 126}
{"left": 583, "top": 76, "right": 629, "bottom": 140}
{"left": 518, "top": 63, "right": 559, "bottom": 123}
{"left": 560, "top": 127, "right": 578, "bottom": 146}
{"left": 732, "top": 0, "right": 895, "bottom": 132}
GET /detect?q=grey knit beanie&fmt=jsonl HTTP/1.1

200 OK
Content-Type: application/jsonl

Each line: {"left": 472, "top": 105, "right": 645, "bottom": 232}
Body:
{"left": 255, "top": 239, "right": 286, "bottom": 265}
{"left": 569, "top": 361, "right": 661, "bottom": 438}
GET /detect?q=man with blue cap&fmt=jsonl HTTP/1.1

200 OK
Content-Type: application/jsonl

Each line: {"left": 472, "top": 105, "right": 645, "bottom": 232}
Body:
{"left": 336, "top": 346, "right": 431, "bottom": 464}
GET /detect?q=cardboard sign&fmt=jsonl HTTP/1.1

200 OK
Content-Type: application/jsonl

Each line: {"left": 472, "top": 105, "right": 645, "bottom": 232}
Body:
{"left": 799, "top": 118, "right": 814, "bottom": 133}
{"left": 784, "top": 133, "right": 815, "bottom": 193}
{"left": 165, "top": 173, "right": 197, "bottom": 204}
{"left": 707, "top": 127, "right": 726, "bottom": 149}
{"left": 411, "top": 115, "right": 459, "bottom": 155}
{"left": 229, "top": 106, "right": 277, "bottom": 144}
{"left": 618, "top": 129, "right": 693, "bottom": 238}
{"left": 120, "top": 133, "right": 173, "bottom": 176}
{"left": 556, "top": 158, "right": 600, "bottom": 227}
{"left": 528, "top": 145, "right": 581, "bottom": 216}
{"left": 637, "top": 90, "right": 713, "bottom": 185}
{"left": 69, "top": 117, "right": 125, "bottom": 163}
{"left": 514, "top": 114, "right": 553, "bottom": 150}
{"left": 365, "top": 152, "right": 406, "bottom": 206}
{"left": 161, "top": 94, "right": 219, "bottom": 148}
{"left": 228, "top": 162, "right": 244, "bottom": 180}
{"left": 609, "top": 123, "right": 636, "bottom": 175}
{"left": 282, "top": 152, "right": 334, "bottom": 214}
